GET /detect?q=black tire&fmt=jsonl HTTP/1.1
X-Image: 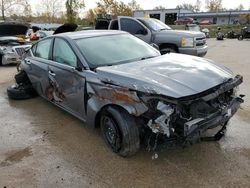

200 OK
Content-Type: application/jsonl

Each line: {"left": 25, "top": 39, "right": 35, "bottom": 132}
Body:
{"left": 100, "top": 106, "right": 140, "bottom": 157}
{"left": 15, "top": 71, "right": 29, "bottom": 84}
{"left": 238, "top": 35, "right": 243, "bottom": 40}
{"left": 7, "top": 84, "right": 37, "bottom": 100}
{"left": 160, "top": 46, "right": 178, "bottom": 55}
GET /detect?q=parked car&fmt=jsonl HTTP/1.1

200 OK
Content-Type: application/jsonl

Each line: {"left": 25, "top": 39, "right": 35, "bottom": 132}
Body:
{"left": 198, "top": 20, "right": 213, "bottom": 25}
{"left": 185, "top": 24, "right": 210, "bottom": 38}
{"left": 0, "top": 22, "right": 31, "bottom": 65}
{"left": 174, "top": 17, "right": 194, "bottom": 25}
{"left": 26, "top": 23, "right": 77, "bottom": 41}
{"left": 7, "top": 30, "right": 244, "bottom": 157}
{"left": 201, "top": 28, "right": 210, "bottom": 38}
{"left": 185, "top": 24, "right": 201, "bottom": 32}
{"left": 107, "top": 16, "right": 208, "bottom": 57}
{"left": 38, "top": 30, "right": 54, "bottom": 39}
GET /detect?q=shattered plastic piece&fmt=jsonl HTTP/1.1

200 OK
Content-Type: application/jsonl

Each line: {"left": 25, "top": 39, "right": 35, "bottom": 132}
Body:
{"left": 147, "top": 102, "right": 174, "bottom": 136}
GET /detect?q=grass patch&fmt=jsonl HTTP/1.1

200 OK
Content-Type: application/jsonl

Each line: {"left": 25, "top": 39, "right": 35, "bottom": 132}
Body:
{"left": 170, "top": 24, "right": 245, "bottom": 38}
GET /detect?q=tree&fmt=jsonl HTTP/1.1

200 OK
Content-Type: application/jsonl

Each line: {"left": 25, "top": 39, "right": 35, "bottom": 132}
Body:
{"left": 85, "top": 8, "right": 96, "bottom": 24}
{"left": 66, "top": 0, "right": 85, "bottom": 24}
{"left": 23, "top": 1, "right": 32, "bottom": 22}
{"left": 176, "top": 3, "right": 196, "bottom": 12}
{"left": 0, "top": 0, "right": 27, "bottom": 20}
{"left": 40, "top": 0, "right": 62, "bottom": 23}
{"left": 128, "top": 0, "right": 141, "bottom": 11}
{"left": 235, "top": 4, "right": 244, "bottom": 11}
{"left": 154, "top": 6, "right": 165, "bottom": 10}
{"left": 194, "top": 0, "right": 202, "bottom": 12}
{"left": 239, "top": 13, "right": 250, "bottom": 25}
{"left": 96, "top": 0, "right": 140, "bottom": 18}
{"left": 205, "top": 0, "right": 223, "bottom": 12}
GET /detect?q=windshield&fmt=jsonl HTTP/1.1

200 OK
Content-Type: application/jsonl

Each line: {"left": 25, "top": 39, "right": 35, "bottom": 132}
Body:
{"left": 138, "top": 18, "right": 172, "bottom": 31}
{"left": 75, "top": 34, "right": 160, "bottom": 68}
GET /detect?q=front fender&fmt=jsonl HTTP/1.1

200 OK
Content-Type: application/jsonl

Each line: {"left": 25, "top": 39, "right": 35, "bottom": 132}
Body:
{"left": 85, "top": 82, "right": 148, "bottom": 127}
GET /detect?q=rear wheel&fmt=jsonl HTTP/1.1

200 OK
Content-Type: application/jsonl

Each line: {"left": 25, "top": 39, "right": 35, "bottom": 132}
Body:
{"left": 100, "top": 106, "right": 140, "bottom": 157}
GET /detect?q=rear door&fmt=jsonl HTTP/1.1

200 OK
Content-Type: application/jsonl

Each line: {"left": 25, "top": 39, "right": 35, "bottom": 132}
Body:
{"left": 23, "top": 38, "right": 53, "bottom": 96}
{"left": 48, "top": 37, "right": 86, "bottom": 119}
{"left": 118, "top": 16, "right": 152, "bottom": 43}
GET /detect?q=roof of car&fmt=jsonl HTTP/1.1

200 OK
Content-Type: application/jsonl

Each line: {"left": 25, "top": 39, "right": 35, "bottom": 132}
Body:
{"left": 56, "top": 30, "right": 128, "bottom": 40}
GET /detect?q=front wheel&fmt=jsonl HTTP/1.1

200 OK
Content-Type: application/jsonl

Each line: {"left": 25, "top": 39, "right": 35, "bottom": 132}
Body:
{"left": 7, "top": 84, "right": 37, "bottom": 100}
{"left": 160, "top": 46, "right": 177, "bottom": 55}
{"left": 100, "top": 106, "right": 140, "bottom": 157}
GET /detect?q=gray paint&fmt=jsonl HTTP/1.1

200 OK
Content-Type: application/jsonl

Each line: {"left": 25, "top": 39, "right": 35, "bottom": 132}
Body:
{"left": 97, "top": 53, "right": 233, "bottom": 98}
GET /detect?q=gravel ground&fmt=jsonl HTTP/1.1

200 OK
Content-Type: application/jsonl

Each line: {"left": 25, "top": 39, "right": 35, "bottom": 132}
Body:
{"left": 0, "top": 38, "right": 250, "bottom": 188}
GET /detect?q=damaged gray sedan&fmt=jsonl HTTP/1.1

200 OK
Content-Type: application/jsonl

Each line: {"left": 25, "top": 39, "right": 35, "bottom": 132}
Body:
{"left": 7, "top": 30, "right": 244, "bottom": 157}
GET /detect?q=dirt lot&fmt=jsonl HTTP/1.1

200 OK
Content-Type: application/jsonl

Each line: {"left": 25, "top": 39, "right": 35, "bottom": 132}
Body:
{"left": 0, "top": 39, "right": 250, "bottom": 188}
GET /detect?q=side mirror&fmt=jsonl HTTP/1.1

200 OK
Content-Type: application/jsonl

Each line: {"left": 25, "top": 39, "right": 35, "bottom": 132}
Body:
{"left": 136, "top": 29, "right": 147, "bottom": 35}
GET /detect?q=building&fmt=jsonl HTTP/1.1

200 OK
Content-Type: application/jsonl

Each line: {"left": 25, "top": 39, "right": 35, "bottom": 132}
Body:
{"left": 133, "top": 9, "right": 193, "bottom": 25}
{"left": 133, "top": 9, "right": 250, "bottom": 25}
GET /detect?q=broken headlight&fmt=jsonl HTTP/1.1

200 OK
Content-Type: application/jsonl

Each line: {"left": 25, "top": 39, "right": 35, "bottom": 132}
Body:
{"left": 146, "top": 100, "right": 175, "bottom": 137}
{"left": 0, "top": 46, "right": 14, "bottom": 54}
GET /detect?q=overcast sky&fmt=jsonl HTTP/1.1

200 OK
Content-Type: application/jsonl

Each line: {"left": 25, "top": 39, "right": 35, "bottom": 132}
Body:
{"left": 85, "top": 0, "right": 250, "bottom": 11}
{"left": 30, "top": 0, "right": 250, "bottom": 12}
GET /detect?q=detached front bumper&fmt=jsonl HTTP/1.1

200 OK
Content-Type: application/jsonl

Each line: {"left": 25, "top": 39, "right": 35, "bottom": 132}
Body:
{"left": 184, "top": 97, "right": 243, "bottom": 143}
{"left": 145, "top": 75, "right": 244, "bottom": 151}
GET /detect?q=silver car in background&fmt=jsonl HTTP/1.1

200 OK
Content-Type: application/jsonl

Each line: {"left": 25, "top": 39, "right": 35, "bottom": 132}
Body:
{"left": 0, "top": 22, "right": 31, "bottom": 65}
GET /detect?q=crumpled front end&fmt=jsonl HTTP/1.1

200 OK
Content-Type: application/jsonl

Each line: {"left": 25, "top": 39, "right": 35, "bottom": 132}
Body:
{"left": 139, "top": 75, "right": 244, "bottom": 150}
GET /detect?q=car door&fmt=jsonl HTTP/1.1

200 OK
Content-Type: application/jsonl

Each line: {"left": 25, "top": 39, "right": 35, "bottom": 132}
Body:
{"left": 48, "top": 37, "right": 86, "bottom": 119}
{"left": 23, "top": 38, "right": 53, "bottom": 96}
{"left": 118, "top": 16, "right": 152, "bottom": 43}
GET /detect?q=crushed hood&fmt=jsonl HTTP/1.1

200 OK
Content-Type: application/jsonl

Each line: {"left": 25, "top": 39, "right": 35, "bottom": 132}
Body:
{"left": 96, "top": 53, "right": 234, "bottom": 98}
{"left": 0, "top": 22, "right": 29, "bottom": 36}
{"left": 53, "top": 23, "right": 78, "bottom": 35}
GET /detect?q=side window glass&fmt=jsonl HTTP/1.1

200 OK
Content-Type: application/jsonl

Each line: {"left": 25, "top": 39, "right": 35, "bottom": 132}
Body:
{"left": 120, "top": 18, "right": 146, "bottom": 35}
{"left": 53, "top": 38, "right": 77, "bottom": 67}
{"left": 35, "top": 39, "right": 52, "bottom": 59}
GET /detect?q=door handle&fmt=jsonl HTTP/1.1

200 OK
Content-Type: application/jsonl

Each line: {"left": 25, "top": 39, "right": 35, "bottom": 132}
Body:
{"left": 48, "top": 70, "right": 56, "bottom": 77}
{"left": 25, "top": 59, "right": 31, "bottom": 65}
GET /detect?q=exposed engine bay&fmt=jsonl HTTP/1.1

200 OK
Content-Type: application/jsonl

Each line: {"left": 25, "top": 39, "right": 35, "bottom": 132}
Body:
{"left": 138, "top": 75, "right": 244, "bottom": 150}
